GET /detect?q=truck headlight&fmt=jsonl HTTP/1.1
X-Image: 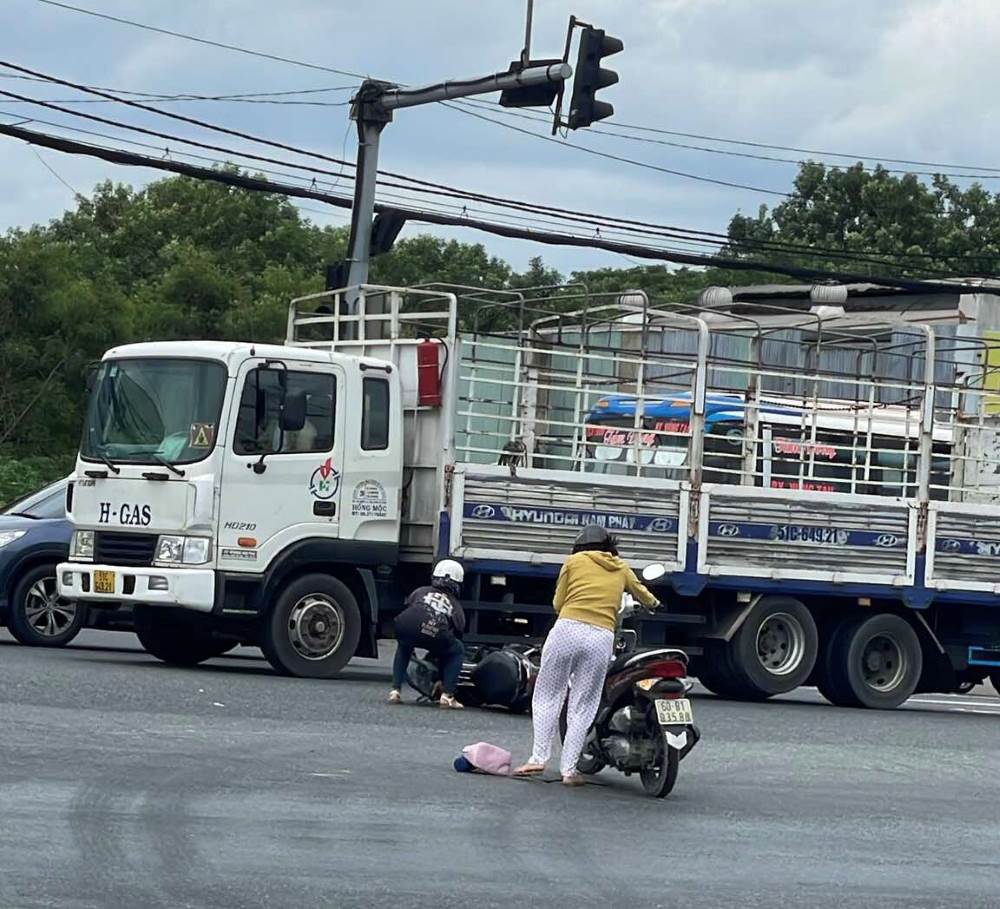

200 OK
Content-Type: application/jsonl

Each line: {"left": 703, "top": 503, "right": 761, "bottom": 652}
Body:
{"left": 69, "top": 530, "right": 94, "bottom": 560}
{"left": 182, "top": 537, "right": 212, "bottom": 565}
{"left": 0, "top": 530, "right": 26, "bottom": 549}
{"left": 155, "top": 535, "right": 212, "bottom": 565}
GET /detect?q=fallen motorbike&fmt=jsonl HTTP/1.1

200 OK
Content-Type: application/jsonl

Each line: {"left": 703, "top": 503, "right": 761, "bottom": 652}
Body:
{"left": 560, "top": 563, "right": 700, "bottom": 798}
{"left": 407, "top": 643, "right": 539, "bottom": 712}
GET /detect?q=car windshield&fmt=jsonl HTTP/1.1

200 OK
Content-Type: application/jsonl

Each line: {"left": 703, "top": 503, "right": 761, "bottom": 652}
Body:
{"left": 81, "top": 358, "right": 228, "bottom": 465}
{"left": 2, "top": 481, "right": 66, "bottom": 518}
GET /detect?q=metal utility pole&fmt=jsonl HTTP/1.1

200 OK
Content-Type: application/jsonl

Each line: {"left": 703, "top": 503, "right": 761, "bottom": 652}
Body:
{"left": 522, "top": 0, "right": 535, "bottom": 64}
{"left": 344, "top": 61, "right": 571, "bottom": 296}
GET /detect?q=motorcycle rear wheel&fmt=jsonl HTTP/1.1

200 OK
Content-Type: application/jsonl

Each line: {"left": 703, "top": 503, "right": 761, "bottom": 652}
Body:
{"left": 640, "top": 733, "right": 680, "bottom": 798}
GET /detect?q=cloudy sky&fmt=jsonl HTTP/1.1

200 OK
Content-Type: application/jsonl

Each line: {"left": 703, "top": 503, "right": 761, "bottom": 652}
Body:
{"left": 1, "top": 0, "right": 998, "bottom": 274}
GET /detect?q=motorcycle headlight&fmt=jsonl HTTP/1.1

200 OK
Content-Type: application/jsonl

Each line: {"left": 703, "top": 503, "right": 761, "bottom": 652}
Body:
{"left": 0, "top": 530, "right": 26, "bottom": 550}
{"left": 155, "top": 535, "right": 211, "bottom": 565}
{"left": 69, "top": 530, "right": 94, "bottom": 560}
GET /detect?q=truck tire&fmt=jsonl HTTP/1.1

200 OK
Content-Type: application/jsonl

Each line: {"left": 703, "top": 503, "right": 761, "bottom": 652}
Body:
{"left": 816, "top": 613, "right": 922, "bottom": 710}
{"left": 694, "top": 642, "right": 746, "bottom": 699}
{"left": 261, "top": 574, "right": 361, "bottom": 679}
{"left": 135, "top": 623, "right": 235, "bottom": 666}
{"left": 8, "top": 565, "right": 85, "bottom": 647}
{"left": 723, "top": 598, "right": 819, "bottom": 700}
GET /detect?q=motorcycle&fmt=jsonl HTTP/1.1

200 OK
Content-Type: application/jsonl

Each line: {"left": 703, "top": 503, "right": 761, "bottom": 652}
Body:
{"left": 407, "top": 642, "right": 540, "bottom": 712}
{"left": 560, "top": 563, "right": 700, "bottom": 798}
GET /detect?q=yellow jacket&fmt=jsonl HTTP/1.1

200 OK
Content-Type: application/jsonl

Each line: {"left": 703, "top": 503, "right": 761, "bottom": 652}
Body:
{"left": 553, "top": 550, "right": 659, "bottom": 632}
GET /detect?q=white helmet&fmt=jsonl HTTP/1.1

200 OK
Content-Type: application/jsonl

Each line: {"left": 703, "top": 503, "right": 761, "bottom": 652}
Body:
{"left": 432, "top": 559, "right": 465, "bottom": 586}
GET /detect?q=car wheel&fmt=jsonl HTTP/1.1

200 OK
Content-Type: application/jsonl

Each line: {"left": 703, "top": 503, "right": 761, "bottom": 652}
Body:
{"left": 8, "top": 565, "right": 85, "bottom": 647}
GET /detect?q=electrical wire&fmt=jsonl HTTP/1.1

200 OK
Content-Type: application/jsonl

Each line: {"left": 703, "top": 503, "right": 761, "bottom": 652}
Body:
{"left": 0, "top": 72, "right": 359, "bottom": 102}
{"left": 438, "top": 101, "right": 790, "bottom": 197}
{"left": 2, "top": 119, "right": 996, "bottom": 295}
{"left": 34, "top": 0, "right": 1000, "bottom": 181}
{"left": 33, "top": 0, "right": 368, "bottom": 80}
{"left": 30, "top": 147, "right": 80, "bottom": 197}
{"left": 452, "top": 100, "right": 1000, "bottom": 181}
{"left": 4, "top": 94, "right": 998, "bottom": 276}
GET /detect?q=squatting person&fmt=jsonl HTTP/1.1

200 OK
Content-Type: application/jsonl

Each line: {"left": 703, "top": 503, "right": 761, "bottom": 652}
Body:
{"left": 388, "top": 559, "right": 467, "bottom": 709}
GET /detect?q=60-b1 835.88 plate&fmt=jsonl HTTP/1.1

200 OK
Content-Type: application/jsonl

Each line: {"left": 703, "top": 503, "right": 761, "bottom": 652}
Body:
{"left": 655, "top": 697, "right": 694, "bottom": 725}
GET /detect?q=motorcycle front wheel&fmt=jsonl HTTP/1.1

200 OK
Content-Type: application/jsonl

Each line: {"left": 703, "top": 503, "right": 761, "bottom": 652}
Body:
{"left": 640, "top": 730, "right": 680, "bottom": 798}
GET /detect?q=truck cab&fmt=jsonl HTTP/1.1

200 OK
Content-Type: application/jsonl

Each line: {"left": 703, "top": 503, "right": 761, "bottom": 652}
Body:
{"left": 58, "top": 339, "right": 404, "bottom": 677}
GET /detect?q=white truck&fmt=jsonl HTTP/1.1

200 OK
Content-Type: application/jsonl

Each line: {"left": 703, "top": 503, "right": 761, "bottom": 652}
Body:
{"left": 58, "top": 282, "right": 1000, "bottom": 706}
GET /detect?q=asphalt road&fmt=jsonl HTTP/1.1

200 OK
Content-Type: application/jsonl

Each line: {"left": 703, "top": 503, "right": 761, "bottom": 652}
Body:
{"left": 1, "top": 630, "right": 998, "bottom": 909}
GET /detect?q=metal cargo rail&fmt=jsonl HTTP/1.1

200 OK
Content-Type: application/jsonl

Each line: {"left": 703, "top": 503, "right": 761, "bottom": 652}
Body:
{"left": 289, "top": 282, "right": 1000, "bottom": 596}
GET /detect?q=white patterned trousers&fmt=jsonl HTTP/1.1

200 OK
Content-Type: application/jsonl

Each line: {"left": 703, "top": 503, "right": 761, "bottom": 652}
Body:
{"left": 529, "top": 618, "right": 615, "bottom": 777}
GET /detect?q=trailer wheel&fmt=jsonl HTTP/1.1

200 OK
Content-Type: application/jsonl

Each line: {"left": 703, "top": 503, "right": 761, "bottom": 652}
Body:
{"left": 261, "top": 574, "right": 361, "bottom": 679}
{"left": 817, "top": 613, "right": 922, "bottom": 710}
{"left": 708, "top": 598, "right": 819, "bottom": 700}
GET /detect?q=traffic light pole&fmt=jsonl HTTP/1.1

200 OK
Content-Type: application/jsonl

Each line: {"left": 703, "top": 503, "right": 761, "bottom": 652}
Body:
{"left": 344, "top": 62, "right": 571, "bottom": 295}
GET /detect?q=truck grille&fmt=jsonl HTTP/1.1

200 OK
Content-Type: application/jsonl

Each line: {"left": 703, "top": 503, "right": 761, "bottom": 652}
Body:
{"left": 94, "top": 531, "right": 159, "bottom": 567}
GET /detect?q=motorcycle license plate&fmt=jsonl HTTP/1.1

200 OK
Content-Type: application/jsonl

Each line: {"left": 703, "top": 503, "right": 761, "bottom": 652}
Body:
{"left": 655, "top": 698, "right": 694, "bottom": 726}
{"left": 94, "top": 570, "right": 116, "bottom": 594}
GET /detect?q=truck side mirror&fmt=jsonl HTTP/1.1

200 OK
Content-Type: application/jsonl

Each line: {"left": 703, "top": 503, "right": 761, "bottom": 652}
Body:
{"left": 84, "top": 362, "right": 100, "bottom": 393}
{"left": 281, "top": 391, "right": 307, "bottom": 433}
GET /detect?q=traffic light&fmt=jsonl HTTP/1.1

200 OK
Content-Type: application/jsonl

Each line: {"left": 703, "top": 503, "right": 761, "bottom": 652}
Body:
{"left": 567, "top": 27, "right": 623, "bottom": 130}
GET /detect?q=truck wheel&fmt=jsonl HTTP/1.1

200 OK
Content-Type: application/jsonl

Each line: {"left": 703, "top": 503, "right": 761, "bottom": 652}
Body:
{"left": 817, "top": 613, "right": 922, "bottom": 710}
{"left": 694, "top": 642, "right": 746, "bottom": 699}
{"left": 8, "top": 565, "right": 85, "bottom": 647}
{"left": 134, "top": 608, "right": 235, "bottom": 666}
{"left": 698, "top": 597, "right": 819, "bottom": 701}
{"left": 261, "top": 574, "right": 361, "bottom": 679}
{"left": 708, "top": 598, "right": 819, "bottom": 700}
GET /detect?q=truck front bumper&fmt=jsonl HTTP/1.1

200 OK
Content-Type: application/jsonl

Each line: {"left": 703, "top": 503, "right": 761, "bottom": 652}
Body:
{"left": 57, "top": 562, "right": 216, "bottom": 613}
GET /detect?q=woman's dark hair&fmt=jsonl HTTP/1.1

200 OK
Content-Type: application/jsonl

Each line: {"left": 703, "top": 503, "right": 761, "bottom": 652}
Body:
{"left": 572, "top": 525, "right": 619, "bottom": 556}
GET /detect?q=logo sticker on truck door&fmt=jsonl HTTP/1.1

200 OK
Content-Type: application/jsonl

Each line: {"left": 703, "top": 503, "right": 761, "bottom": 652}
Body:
{"left": 309, "top": 457, "right": 341, "bottom": 500}
{"left": 351, "top": 480, "right": 388, "bottom": 518}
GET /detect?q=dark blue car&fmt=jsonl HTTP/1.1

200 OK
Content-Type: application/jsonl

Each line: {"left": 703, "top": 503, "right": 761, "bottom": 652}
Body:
{"left": 1, "top": 479, "right": 134, "bottom": 646}
{"left": 0, "top": 479, "right": 80, "bottom": 646}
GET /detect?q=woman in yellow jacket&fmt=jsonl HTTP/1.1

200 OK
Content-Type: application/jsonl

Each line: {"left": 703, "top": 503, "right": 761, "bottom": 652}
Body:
{"left": 515, "top": 525, "right": 659, "bottom": 785}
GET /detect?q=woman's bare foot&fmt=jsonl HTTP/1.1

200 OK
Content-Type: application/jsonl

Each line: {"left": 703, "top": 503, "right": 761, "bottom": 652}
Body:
{"left": 513, "top": 763, "right": 545, "bottom": 776}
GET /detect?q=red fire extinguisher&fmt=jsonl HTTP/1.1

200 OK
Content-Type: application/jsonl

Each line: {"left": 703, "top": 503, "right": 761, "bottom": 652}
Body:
{"left": 417, "top": 338, "right": 442, "bottom": 407}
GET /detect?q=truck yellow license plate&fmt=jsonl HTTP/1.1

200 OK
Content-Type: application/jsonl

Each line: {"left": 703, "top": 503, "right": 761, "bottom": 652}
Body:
{"left": 94, "top": 570, "right": 116, "bottom": 594}
{"left": 655, "top": 698, "right": 693, "bottom": 725}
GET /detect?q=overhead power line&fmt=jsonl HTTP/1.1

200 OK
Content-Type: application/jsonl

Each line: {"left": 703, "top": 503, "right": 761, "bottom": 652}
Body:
{"left": 5, "top": 87, "right": 999, "bottom": 277}
{"left": 439, "top": 101, "right": 791, "bottom": 197}
{"left": 33, "top": 0, "right": 367, "bottom": 80}
{"left": 0, "top": 73, "right": 358, "bottom": 101}
{"left": 454, "top": 101, "right": 1000, "bottom": 181}
{"left": 35, "top": 0, "right": 1000, "bottom": 182}
{"left": 2, "top": 119, "right": 995, "bottom": 296}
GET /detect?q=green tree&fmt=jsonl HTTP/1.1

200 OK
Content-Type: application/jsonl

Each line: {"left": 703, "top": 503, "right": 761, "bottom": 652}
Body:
{"left": 725, "top": 162, "right": 1000, "bottom": 276}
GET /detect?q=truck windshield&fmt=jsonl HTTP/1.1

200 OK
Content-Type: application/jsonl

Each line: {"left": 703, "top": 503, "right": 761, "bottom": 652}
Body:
{"left": 81, "top": 358, "right": 228, "bottom": 465}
